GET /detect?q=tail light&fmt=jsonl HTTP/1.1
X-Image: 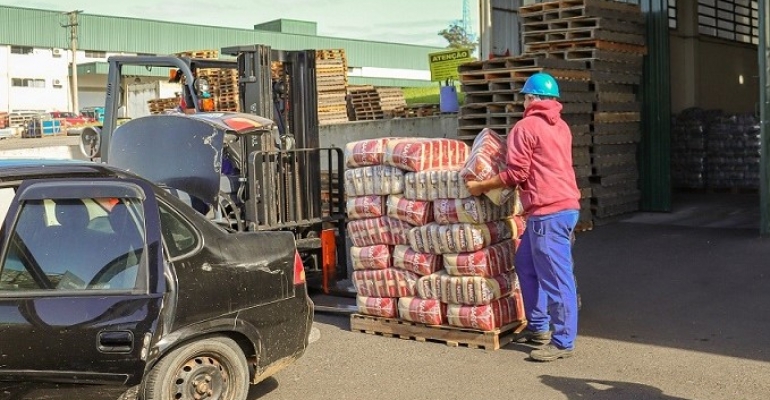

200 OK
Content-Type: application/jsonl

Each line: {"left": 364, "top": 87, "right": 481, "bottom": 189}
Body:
{"left": 293, "top": 251, "right": 306, "bottom": 285}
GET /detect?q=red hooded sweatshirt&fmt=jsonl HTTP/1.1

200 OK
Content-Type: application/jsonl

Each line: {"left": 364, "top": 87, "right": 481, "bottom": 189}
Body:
{"left": 498, "top": 99, "right": 580, "bottom": 216}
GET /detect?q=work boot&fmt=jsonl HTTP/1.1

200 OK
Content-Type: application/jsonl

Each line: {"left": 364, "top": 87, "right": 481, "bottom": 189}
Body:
{"left": 530, "top": 344, "right": 574, "bottom": 362}
{"left": 514, "top": 328, "right": 552, "bottom": 345}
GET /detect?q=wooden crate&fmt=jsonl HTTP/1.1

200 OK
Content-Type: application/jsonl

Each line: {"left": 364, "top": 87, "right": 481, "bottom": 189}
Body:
{"left": 350, "top": 314, "right": 526, "bottom": 351}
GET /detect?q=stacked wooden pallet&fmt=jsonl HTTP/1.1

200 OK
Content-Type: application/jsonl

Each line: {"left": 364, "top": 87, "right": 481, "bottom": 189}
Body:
{"left": 175, "top": 49, "right": 219, "bottom": 59}
{"left": 347, "top": 85, "right": 384, "bottom": 121}
{"left": 376, "top": 87, "right": 407, "bottom": 118}
{"left": 316, "top": 49, "right": 349, "bottom": 125}
{"left": 147, "top": 98, "right": 179, "bottom": 114}
{"left": 217, "top": 69, "right": 240, "bottom": 112}
{"left": 520, "top": 0, "right": 646, "bottom": 225}
{"left": 402, "top": 104, "right": 441, "bottom": 118}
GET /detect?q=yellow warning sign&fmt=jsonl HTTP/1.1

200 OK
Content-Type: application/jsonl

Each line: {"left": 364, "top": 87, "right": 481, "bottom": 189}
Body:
{"left": 428, "top": 49, "right": 474, "bottom": 82}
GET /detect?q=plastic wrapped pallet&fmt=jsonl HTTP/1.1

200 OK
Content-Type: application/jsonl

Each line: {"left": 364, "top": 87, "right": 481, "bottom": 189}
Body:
{"left": 392, "top": 245, "right": 442, "bottom": 276}
{"left": 350, "top": 245, "right": 392, "bottom": 271}
{"left": 443, "top": 240, "right": 516, "bottom": 277}
{"left": 384, "top": 138, "right": 470, "bottom": 172}
{"left": 386, "top": 195, "right": 433, "bottom": 226}
{"left": 348, "top": 216, "right": 412, "bottom": 247}
{"left": 397, "top": 297, "right": 447, "bottom": 325}
{"left": 352, "top": 268, "right": 419, "bottom": 298}
{"left": 407, "top": 220, "right": 512, "bottom": 255}
{"left": 345, "top": 137, "right": 393, "bottom": 168}
{"left": 356, "top": 296, "right": 398, "bottom": 318}
{"left": 433, "top": 196, "right": 515, "bottom": 225}
{"left": 344, "top": 165, "right": 405, "bottom": 196}
{"left": 446, "top": 295, "right": 524, "bottom": 331}
{"left": 347, "top": 195, "right": 386, "bottom": 220}
{"left": 404, "top": 169, "right": 471, "bottom": 201}
{"left": 460, "top": 129, "right": 515, "bottom": 205}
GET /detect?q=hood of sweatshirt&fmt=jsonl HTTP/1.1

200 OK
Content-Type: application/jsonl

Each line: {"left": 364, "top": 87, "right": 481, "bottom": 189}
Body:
{"left": 523, "top": 99, "right": 563, "bottom": 126}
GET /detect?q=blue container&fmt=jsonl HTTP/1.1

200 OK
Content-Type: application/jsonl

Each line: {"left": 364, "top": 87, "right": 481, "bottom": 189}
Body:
{"left": 41, "top": 119, "right": 62, "bottom": 136}
{"left": 439, "top": 86, "right": 459, "bottom": 113}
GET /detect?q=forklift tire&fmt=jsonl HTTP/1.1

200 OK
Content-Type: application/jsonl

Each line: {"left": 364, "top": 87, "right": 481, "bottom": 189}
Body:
{"left": 143, "top": 336, "right": 249, "bottom": 400}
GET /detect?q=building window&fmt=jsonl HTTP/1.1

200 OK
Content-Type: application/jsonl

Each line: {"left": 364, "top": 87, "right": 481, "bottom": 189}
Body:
{"left": 11, "top": 78, "right": 46, "bottom": 88}
{"left": 84, "top": 50, "right": 107, "bottom": 58}
{"left": 669, "top": 0, "right": 678, "bottom": 29}
{"left": 10, "top": 46, "right": 33, "bottom": 55}
{"left": 698, "top": 0, "right": 759, "bottom": 45}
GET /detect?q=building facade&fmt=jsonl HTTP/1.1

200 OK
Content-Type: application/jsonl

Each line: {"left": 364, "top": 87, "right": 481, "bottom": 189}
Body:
{"left": 0, "top": 5, "right": 442, "bottom": 114}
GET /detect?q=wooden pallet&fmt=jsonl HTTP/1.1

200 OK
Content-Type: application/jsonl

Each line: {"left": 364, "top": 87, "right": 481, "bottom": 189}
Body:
{"left": 520, "top": 0, "right": 644, "bottom": 24}
{"left": 176, "top": 49, "right": 219, "bottom": 59}
{"left": 523, "top": 28, "right": 645, "bottom": 47}
{"left": 522, "top": 16, "right": 645, "bottom": 35}
{"left": 350, "top": 314, "right": 526, "bottom": 350}
{"left": 527, "top": 40, "right": 647, "bottom": 55}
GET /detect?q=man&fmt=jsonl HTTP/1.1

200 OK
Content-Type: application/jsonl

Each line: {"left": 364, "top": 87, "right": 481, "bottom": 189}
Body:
{"left": 466, "top": 72, "right": 580, "bottom": 362}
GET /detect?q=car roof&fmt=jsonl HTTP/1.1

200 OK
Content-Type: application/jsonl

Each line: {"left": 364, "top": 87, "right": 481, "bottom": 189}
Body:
{"left": 0, "top": 159, "right": 127, "bottom": 181}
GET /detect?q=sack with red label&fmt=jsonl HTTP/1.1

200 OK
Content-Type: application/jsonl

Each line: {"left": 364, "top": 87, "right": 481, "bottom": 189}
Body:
{"left": 433, "top": 196, "right": 515, "bottom": 225}
{"left": 460, "top": 129, "right": 515, "bottom": 206}
{"left": 345, "top": 138, "right": 393, "bottom": 168}
{"left": 392, "top": 245, "right": 442, "bottom": 276}
{"left": 350, "top": 245, "right": 392, "bottom": 271}
{"left": 443, "top": 240, "right": 516, "bottom": 277}
{"left": 352, "top": 268, "right": 419, "bottom": 298}
{"left": 356, "top": 296, "right": 398, "bottom": 318}
{"left": 446, "top": 295, "right": 524, "bottom": 331}
{"left": 407, "top": 220, "right": 513, "bottom": 255}
{"left": 348, "top": 216, "right": 411, "bottom": 247}
{"left": 384, "top": 138, "right": 469, "bottom": 172}
{"left": 386, "top": 194, "right": 433, "bottom": 226}
{"left": 347, "top": 195, "right": 386, "bottom": 220}
{"left": 398, "top": 297, "right": 447, "bottom": 325}
{"left": 439, "top": 271, "right": 516, "bottom": 306}
{"left": 344, "top": 165, "right": 405, "bottom": 196}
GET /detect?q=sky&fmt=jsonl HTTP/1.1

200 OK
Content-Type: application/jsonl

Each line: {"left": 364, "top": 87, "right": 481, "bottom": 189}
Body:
{"left": 5, "top": 0, "right": 479, "bottom": 48}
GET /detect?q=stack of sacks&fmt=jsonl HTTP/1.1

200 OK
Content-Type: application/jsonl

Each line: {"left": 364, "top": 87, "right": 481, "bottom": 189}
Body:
{"left": 411, "top": 129, "right": 526, "bottom": 331}
{"left": 345, "top": 138, "right": 419, "bottom": 318}
{"left": 380, "top": 137, "right": 471, "bottom": 326}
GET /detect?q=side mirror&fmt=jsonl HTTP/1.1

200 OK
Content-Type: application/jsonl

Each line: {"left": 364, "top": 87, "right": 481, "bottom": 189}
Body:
{"left": 79, "top": 126, "right": 102, "bottom": 160}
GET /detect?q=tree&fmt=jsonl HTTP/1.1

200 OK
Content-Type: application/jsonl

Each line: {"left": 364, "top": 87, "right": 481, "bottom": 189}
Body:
{"left": 438, "top": 22, "right": 477, "bottom": 53}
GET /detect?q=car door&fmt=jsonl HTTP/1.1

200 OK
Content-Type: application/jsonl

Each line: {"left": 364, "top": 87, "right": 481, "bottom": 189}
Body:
{"left": 0, "top": 178, "right": 166, "bottom": 400}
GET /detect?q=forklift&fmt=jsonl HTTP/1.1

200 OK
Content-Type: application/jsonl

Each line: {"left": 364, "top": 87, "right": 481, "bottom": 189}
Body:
{"left": 79, "top": 45, "right": 355, "bottom": 308}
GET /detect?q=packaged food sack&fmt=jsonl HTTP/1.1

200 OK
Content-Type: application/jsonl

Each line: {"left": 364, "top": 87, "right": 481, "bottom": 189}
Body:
{"left": 352, "top": 268, "right": 419, "bottom": 298}
{"left": 404, "top": 169, "right": 471, "bottom": 201}
{"left": 446, "top": 295, "right": 524, "bottom": 331}
{"left": 347, "top": 195, "right": 386, "bottom": 220}
{"left": 439, "top": 272, "right": 516, "bottom": 306}
{"left": 443, "top": 240, "right": 516, "bottom": 277}
{"left": 384, "top": 138, "right": 469, "bottom": 172}
{"left": 460, "top": 129, "right": 516, "bottom": 205}
{"left": 345, "top": 137, "right": 393, "bottom": 168}
{"left": 407, "top": 220, "right": 513, "bottom": 255}
{"left": 433, "top": 196, "right": 515, "bottom": 225}
{"left": 347, "top": 216, "right": 412, "bottom": 247}
{"left": 344, "top": 165, "right": 404, "bottom": 196}
{"left": 398, "top": 297, "right": 447, "bottom": 325}
{"left": 350, "top": 245, "right": 392, "bottom": 271}
{"left": 392, "top": 245, "right": 442, "bottom": 276}
{"left": 386, "top": 194, "right": 433, "bottom": 226}
{"left": 356, "top": 296, "right": 398, "bottom": 318}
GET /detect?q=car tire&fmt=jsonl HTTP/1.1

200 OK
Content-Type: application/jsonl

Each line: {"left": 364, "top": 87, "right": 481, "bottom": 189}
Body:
{"left": 143, "top": 336, "right": 250, "bottom": 400}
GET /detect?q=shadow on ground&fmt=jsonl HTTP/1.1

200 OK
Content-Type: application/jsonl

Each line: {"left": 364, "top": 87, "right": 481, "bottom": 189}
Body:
{"left": 538, "top": 375, "right": 691, "bottom": 400}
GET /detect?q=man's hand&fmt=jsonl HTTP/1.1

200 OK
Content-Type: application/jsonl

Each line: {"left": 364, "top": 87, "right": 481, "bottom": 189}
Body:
{"left": 466, "top": 180, "right": 487, "bottom": 197}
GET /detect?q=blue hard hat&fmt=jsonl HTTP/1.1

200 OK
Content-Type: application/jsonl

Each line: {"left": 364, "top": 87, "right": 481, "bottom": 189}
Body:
{"left": 521, "top": 72, "right": 560, "bottom": 98}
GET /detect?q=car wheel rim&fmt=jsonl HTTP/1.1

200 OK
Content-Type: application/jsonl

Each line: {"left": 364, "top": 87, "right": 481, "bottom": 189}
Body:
{"left": 173, "top": 355, "right": 229, "bottom": 400}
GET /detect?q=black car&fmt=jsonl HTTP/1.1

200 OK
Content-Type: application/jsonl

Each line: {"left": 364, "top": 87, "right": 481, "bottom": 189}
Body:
{"left": 0, "top": 159, "right": 314, "bottom": 400}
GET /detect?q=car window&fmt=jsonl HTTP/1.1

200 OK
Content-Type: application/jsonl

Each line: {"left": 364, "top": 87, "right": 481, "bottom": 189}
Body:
{"left": 0, "top": 197, "right": 146, "bottom": 292}
{"left": 159, "top": 203, "right": 198, "bottom": 259}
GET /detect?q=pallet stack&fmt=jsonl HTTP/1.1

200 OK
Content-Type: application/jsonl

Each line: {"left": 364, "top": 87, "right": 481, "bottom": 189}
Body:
{"left": 376, "top": 87, "right": 407, "bottom": 118}
{"left": 346, "top": 86, "right": 384, "bottom": 121}
{"left": 147, "top": 98, "right": 180, "bottom": 114}
{"left": 520, "top": 0, "right": 647, "bottom": 225}
{"left": 217, "top": 69, "right": 240, "bottom": 112}
{"left": 316, "top": 49, "right": 350, "bottom": 125}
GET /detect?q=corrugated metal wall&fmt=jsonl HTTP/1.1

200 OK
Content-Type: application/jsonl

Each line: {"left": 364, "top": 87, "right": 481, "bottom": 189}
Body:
{"left": 0, "top": 5, "right": 442, "bottom": 71}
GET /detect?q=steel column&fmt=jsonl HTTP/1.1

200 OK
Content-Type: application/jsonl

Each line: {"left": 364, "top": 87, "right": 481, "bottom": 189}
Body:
{"left": 760, "top": 1, "right": 770, "bottom": 235}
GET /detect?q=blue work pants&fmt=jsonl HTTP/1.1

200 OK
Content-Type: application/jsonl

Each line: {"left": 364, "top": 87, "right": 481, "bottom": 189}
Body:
{"left": 516, "top": 209, "right": 579, "bottom": 350}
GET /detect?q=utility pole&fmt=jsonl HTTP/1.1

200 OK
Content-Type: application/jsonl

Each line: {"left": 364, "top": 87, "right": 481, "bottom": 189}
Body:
{"left": 62, "top": 10, "right": 82, "bottom": 114}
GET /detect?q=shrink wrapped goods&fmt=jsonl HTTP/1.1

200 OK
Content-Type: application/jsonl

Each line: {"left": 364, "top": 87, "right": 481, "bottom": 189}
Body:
{"left": 348, "top": 216, "right": 412, "bottom": 247}
{"left": 416, "top": 271, "right": 516, "bottom": 305}
{"left": 443, "top": 240, "right": 516, "bottom": 277}
{"left": 347, "top": 195, "right": 386, "bottom": 220}
{"left": 345, "top": 137, "right": 393, "bottom": 168}
{"left": 384, "top": 138, "right": 470, "bottom": 172}
{"left": 392, "top": 245, "right": 442, "bottom": 276}
{"left": 404, "top": 169, "right": 471, "bottom": 201}
{"left": 397, "top": 297, "right": 447, "bottom": 325}
{"left": 407, "top": 220, "right": 512, "bottom": 255}
{"left": 386, "top": 195, "right": 433, "bottom": 226}
{"left": 352, "top": 268, "right": 419, "bottom": 298}
{"left": 433, "top": 196, "right": 515, "bottom": 225}
{"left": 460, "top": 129, "right": 516, "bottom": 206}
{"left": 344, "top": 165, "right": 405, "bottom": 196}
{"left": 446, "top": 296, "right": 524, "bottom": 331}
{"left": 350, "top": 245, "right": 392, "bottom": 271}
{"left": 356, "top": 296, "right": 398, "bottom": 318}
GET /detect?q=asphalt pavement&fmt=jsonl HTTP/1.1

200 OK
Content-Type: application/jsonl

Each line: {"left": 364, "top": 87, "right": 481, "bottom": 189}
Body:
{"left": 252, "top": 194, "right": 770, "bottom": 400}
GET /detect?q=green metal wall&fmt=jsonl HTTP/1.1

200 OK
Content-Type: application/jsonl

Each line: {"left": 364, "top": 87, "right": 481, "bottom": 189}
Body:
{"left": 639, "top": 0, "right": 672, "bottom": 212}
{"left": 254, "top": 19, "right": 318, "bottom": 36}
{"left": 0, "top": 5, "right": 442, "bottom": 71}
